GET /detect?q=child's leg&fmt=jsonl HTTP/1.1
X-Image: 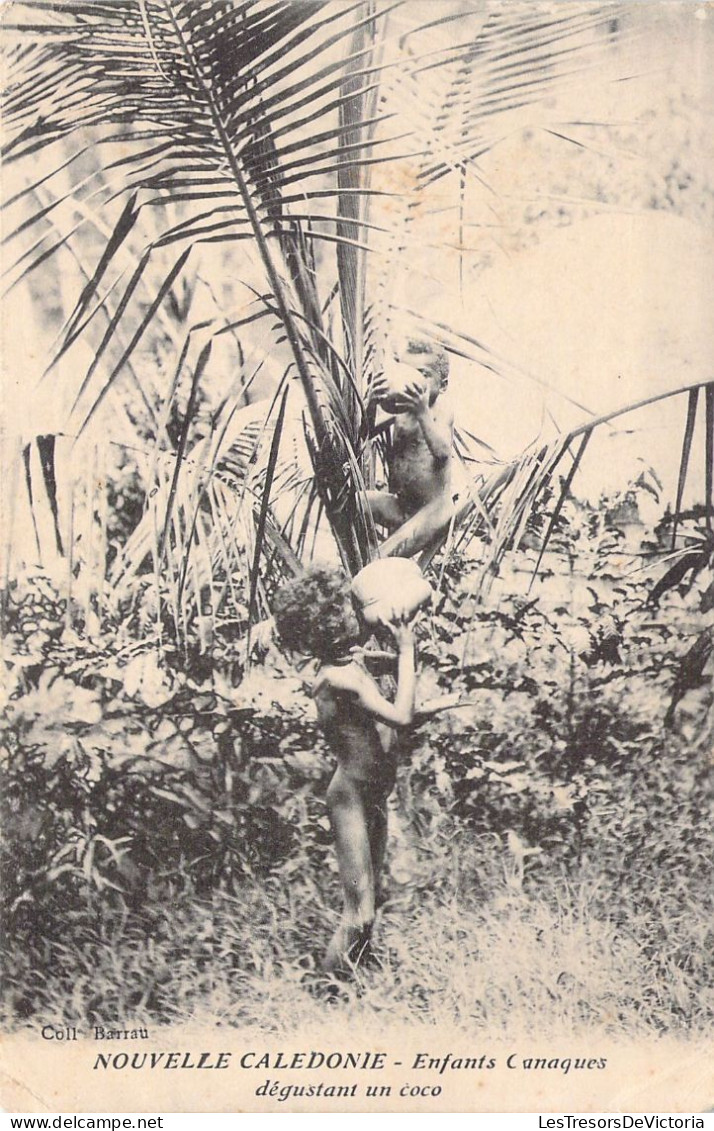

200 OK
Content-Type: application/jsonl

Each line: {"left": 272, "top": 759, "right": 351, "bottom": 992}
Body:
{"left": 368, "top": 794, "right": 390, "bottom": 908}
{"left": 324, "top": 768, "right": 376, "bottom": 972}
{"left": 366, "top": 757, "right": 396, "bottom": 907}
{"left": 365, "top": 488, "right": 406, "bottom": 533}
{"left": 378, "top": 493, "right": 456, "bottom": 559}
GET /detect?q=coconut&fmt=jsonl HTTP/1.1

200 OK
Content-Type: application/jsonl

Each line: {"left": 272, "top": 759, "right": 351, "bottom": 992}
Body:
{"left": 351, "top": 558, "right": 432, "bottom": 625}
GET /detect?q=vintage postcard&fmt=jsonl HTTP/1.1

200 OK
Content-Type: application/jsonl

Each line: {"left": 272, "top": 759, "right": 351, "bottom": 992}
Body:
{"left": 1, "top": 0, "right": 713, "bottom": 1115}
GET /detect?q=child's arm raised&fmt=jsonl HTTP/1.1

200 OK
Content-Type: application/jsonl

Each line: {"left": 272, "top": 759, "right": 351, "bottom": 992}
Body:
{"left": 400, "top": 379, "right": 453, "bottom": 464}
{"left": 327, "top": 621, "right": 417, "bottom": 728}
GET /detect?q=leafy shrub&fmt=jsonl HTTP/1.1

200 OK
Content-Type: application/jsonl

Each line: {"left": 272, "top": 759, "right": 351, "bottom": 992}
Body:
{"left": 405, "top": 494, "right": 712, "bottom": 900}
{"left": 1, "top": 488, "right": 711, "bottom": 1030}
{"left": 1, "top": 574, "right": 332, "bottom": 940}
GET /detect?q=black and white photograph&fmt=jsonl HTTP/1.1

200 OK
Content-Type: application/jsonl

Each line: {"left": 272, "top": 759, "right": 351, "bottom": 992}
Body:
{"left": 0, "top": 0, "right": 712, "bottom": 1114}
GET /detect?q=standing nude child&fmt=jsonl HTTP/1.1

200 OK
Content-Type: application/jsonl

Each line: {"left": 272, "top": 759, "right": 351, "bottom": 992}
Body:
{"left": 273, "top": 567, "right": 416, "bottom": 974}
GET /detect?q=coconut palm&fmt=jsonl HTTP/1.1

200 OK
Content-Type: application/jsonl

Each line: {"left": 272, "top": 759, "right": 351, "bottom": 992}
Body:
{"left": 2, "top": 0, "right": 711, "bottom": 649}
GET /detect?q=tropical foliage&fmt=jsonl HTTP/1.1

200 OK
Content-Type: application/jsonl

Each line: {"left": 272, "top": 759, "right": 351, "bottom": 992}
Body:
{"left": 3, "top": 0, "right": 711, "bottom": 646}
{"left": 1, "top": 493, "right": 712, "bottom": 1030}
{"left": 1, "top": 0, "right": 712, "bottom": 1039}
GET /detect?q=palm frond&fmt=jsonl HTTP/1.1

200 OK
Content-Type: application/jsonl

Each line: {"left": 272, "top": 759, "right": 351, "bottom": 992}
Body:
{"left": 673, "top": 388, "right": 700, "bottom": 550}
{"left": 4, "top": 0, "right": 704, "bottom": 640}
{"left": 3, "top": 0, "right": 399, "bottom": 569}
{"left": 247, "top": 380, "right": 289, "bottom": 627}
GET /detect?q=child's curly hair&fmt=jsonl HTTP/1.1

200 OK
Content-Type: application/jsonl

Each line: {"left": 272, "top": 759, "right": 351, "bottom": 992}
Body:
{"left": 273, "top": 567, "right": 357, "bottom": 661}
{"left": 405, "top": 338, "right": 449, "bottom": 384}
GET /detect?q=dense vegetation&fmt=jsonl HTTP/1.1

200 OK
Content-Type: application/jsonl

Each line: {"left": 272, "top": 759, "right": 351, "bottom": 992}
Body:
{"left": 2, "top": 493, "right": 711, "bottom": 1035}
{"left": 1, "top": 1, "right": 712, "bottom": 1039}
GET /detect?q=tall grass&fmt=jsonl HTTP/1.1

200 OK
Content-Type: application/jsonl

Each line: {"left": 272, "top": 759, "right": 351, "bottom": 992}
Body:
{"left": 4, "top": 834, "right": 710, "bottom": 1041}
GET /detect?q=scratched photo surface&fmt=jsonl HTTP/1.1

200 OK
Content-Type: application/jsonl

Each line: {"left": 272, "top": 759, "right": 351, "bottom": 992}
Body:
{"left": 1, "top": 0, "right": 712, "bottom": 1115}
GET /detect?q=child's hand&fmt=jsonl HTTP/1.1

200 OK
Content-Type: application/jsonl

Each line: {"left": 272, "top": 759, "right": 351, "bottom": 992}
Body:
{"left": 382, "top": 612, "right": 417, "bottom": 649}
{"left": 398, "top": 379, "right": 430, "bottom": 416}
